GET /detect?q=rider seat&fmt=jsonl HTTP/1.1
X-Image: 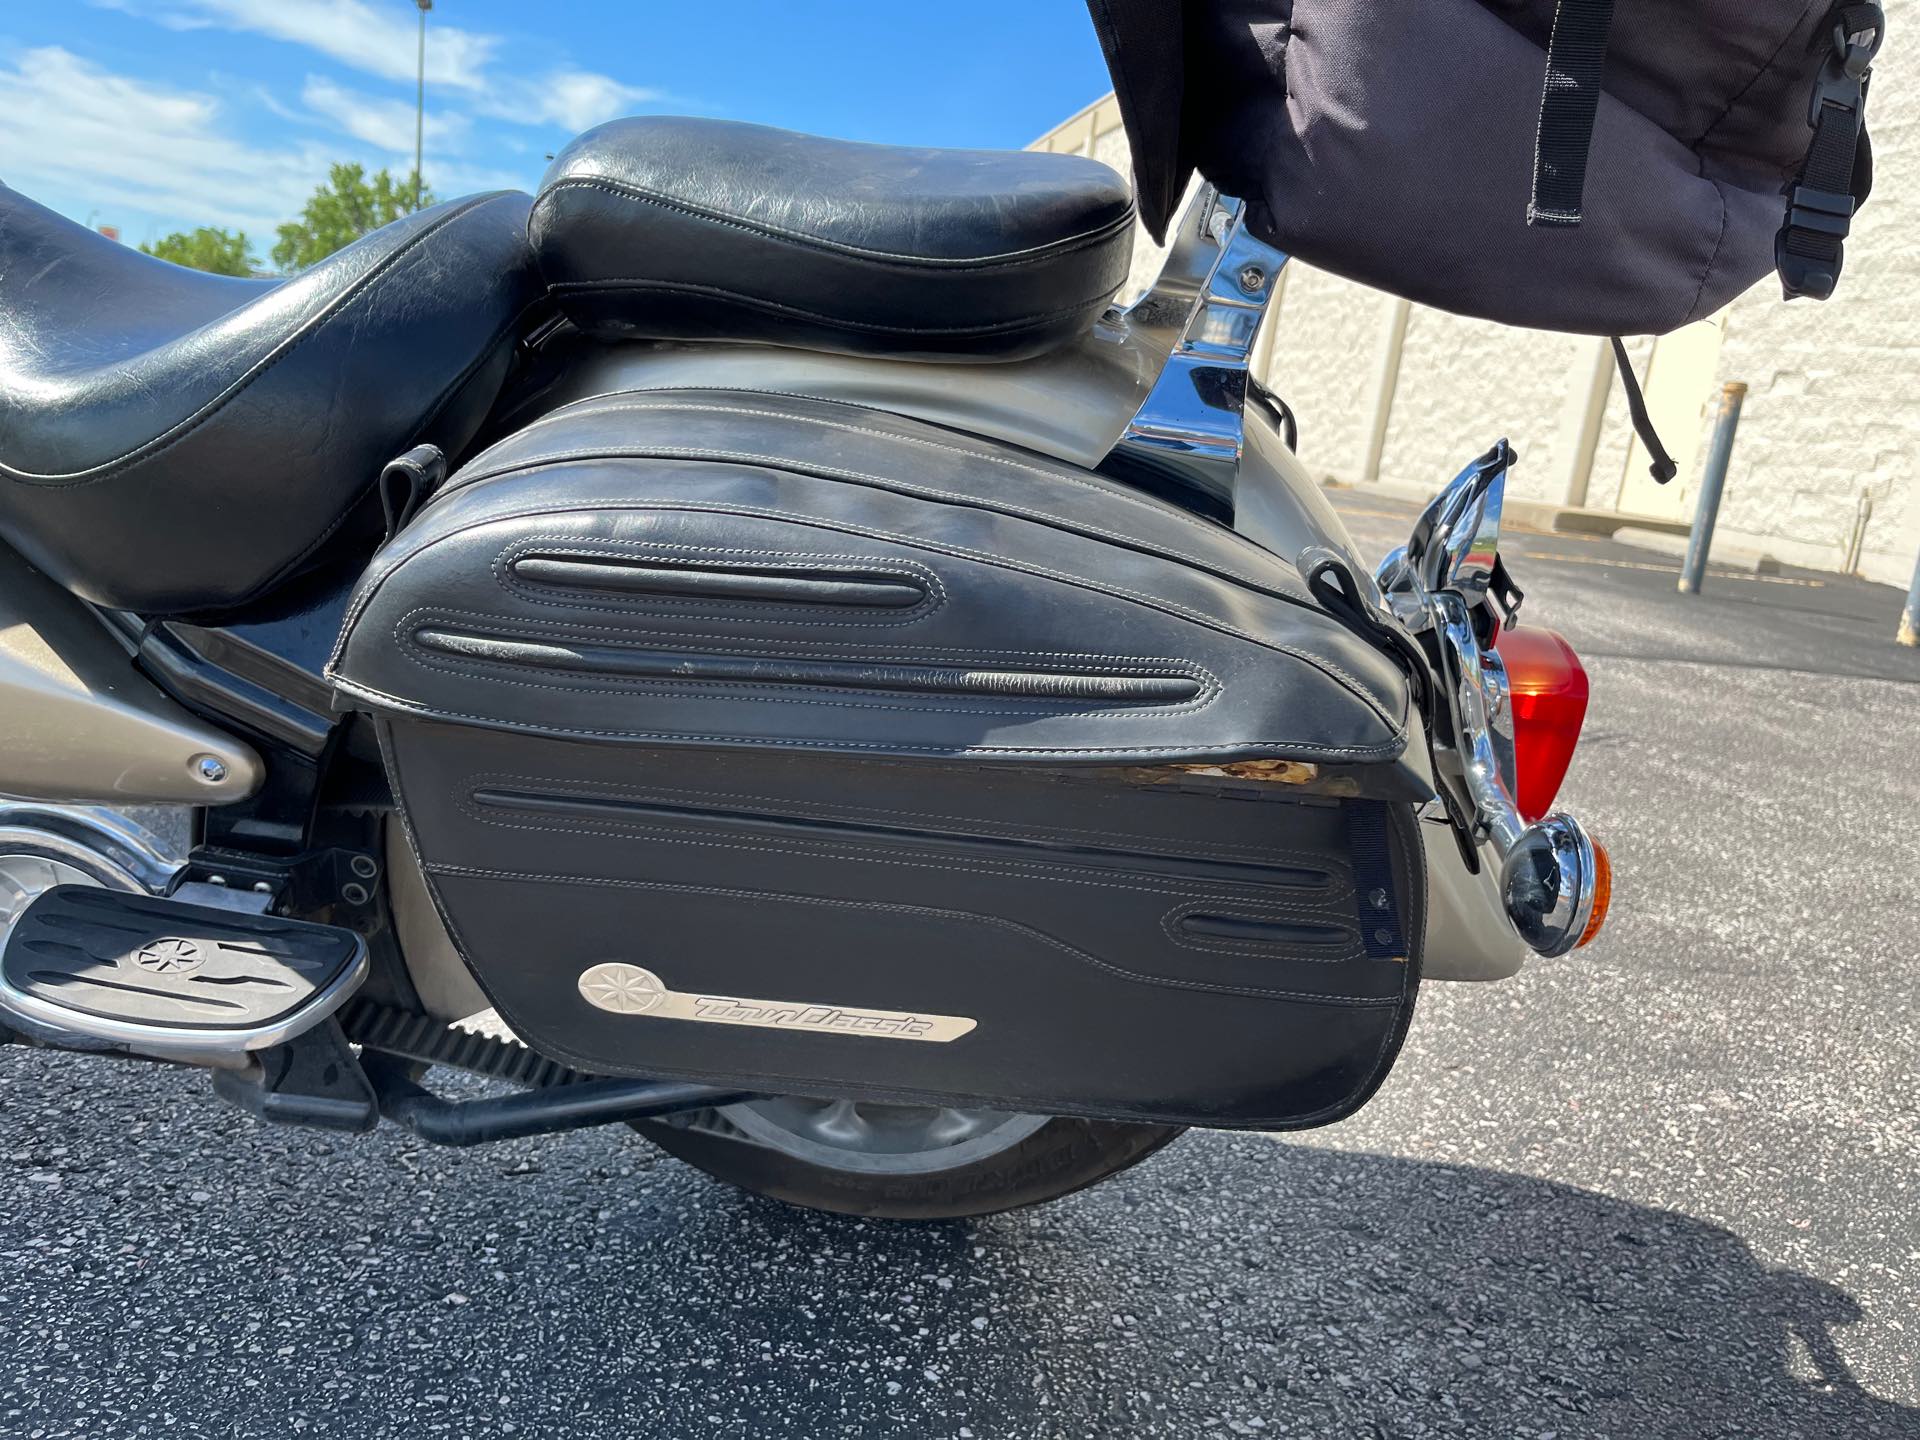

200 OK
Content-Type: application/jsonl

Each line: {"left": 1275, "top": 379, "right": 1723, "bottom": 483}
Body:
{"left": 0, "top": 187, "right": 540, "bottom": 614}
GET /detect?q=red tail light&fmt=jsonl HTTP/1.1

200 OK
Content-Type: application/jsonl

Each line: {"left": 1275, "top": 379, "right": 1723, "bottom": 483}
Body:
{"left": 1493, "top": 626, "right": 1589, "bottom": 822}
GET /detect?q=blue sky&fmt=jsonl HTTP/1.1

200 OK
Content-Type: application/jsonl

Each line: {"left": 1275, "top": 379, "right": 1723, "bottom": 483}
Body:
{"left": 0, "top": 2, "right": 1114, "bottom": 256}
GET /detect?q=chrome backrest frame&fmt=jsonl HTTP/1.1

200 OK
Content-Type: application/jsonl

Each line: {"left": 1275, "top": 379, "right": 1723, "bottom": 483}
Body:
{"left": 1103, "top": 188, "right": 1290, "bottom": 506}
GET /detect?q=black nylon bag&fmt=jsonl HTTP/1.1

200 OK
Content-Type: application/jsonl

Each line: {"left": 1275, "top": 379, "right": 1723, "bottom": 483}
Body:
{"left": 1088, "top": 0, "right": 1880, "bottom": 334}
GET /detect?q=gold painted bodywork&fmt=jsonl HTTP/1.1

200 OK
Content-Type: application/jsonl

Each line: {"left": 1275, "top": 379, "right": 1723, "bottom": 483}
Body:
{"left": 0, "top": 545, "right": 261, "bottom": 805}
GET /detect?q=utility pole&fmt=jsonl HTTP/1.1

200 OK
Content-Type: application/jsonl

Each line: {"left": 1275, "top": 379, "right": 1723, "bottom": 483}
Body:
{"left": 414, "top": 0, "right": 432, "bottom": 211}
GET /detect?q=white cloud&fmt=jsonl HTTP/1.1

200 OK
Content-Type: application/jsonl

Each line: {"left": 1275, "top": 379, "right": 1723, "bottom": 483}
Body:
{"left": 0, "top": 46, "right": 334, "bottom": 240}
{"left": 489, "top": 70, "right": 668, "bottom": 134}
{"left": 428, "top": 159, "right": 539, "bottom": 197}
{"left": 94, "top": 0, "right": 666, "bottom": 133}
{"left": 301, "top": 75, "right": 468, "bottom": 155}
{"left": 95, "top": 0, "right": 499, "bottom": 89}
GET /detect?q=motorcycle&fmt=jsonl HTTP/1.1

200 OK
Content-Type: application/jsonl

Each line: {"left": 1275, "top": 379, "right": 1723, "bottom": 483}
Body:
{"left": 0, "top": 116, "right": 1606, "bottom": 1219}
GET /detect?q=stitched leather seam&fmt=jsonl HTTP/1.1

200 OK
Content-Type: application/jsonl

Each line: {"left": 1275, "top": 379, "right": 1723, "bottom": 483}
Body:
{"left": 450, "top": 797, "right": 1312, "bottom": 900}
{"left": 334, "top": 537, "right": 1226, "bottom": 675}
{"left": 393, "top": 609, "right": 1221, "bottom": 721}
{"left": 548, "top": 278, "right": 1115, "bottom": 337}
{"left": 334, "top": 673, "right": 1403, "bottom": 761}
{"left": 427, "top": 863, "right": 1402, "bottom": 1008}
{"left": 397, "top": 648, "right": 1219, "bottom": 722}
{"left": 459, "top": 769, "right": 1353, "bottom": 874}
{"left": 447, "top": 439, "right": 1314, "bottom": 614}
{"left": 492, "top": 534, "right": 944, "bottom": 626}
{"left": 496, "top": 395, "right": 1284, "bottom": 585}
{"left": 393, "top": 603, "right": 1215, "bottom": 674}
{"left": 458, "top": 779, "right": 1350, "bottom": 902}
{"left": 331, "top": 496, "right": 1405, "bottom": 741}
{"left": 446, "top": 443, "right": 1324, "bottom": 620}
{"left": 0, "top": 192, "right": 515, "bottom": 487}
{"left": 439, "top": 486, "right": 1393, "bottom": 725}
{"left": 1159, "top": 901, "right": 1365, "bottom": 964}
{"left": 537, "top": 177, "right": 1136, "bottom": 268}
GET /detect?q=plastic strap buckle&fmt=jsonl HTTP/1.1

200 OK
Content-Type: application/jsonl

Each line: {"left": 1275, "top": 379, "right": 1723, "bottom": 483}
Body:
{"left": 1785, "top": 184, "right": 1858, "bottom": 236}
{"left": 1808, "top": 5, "right": 1882, "bottom": 122}
{"left": 1779, "top": 4, "right": 1883, "bottom": 301}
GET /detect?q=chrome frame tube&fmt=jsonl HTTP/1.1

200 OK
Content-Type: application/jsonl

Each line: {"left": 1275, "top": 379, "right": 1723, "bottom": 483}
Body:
{"left": 0, "top": 802, "right": 182, "bottom": 897}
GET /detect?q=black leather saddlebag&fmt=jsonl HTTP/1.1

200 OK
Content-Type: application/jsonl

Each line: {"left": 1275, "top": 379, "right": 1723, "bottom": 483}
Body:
{"left": 329, "top": 389, "right": 1427, "bottom": 1128}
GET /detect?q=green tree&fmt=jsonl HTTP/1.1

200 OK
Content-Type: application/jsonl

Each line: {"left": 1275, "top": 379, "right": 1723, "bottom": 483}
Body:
{"left": 272, "top": 164, "right": 433, "bottom": 272}
{"left": 138, "top": 226, "right": 255, "bottom": 276}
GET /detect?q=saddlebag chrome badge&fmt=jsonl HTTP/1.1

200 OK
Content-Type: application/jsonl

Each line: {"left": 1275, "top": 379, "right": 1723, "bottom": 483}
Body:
{"left": 576, "top": 963, "right": 977, "bottom": 1043}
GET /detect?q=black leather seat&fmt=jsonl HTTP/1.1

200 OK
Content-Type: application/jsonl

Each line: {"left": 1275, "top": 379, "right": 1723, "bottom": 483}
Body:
{"left": 0, "top": 185, "right": 541, "bottom": 614}
{"left": 530, "top": 117, "right": 1135, "bottom": 362}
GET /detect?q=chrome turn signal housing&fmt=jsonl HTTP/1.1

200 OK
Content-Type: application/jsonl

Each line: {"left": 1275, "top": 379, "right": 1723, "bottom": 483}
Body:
{"left": 1498, "top": 813, "right": 1609, "bottom": 957}
{"left": 1374, "top": 441, "right": 1611, "bottom": 958}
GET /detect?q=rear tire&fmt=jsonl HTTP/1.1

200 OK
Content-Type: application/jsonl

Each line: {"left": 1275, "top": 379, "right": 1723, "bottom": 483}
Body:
{"left": 637, "top": 1103, "right": 1184, "bottom": 1220}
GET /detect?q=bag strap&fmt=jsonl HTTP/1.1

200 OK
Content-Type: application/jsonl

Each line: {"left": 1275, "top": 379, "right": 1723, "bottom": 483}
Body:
{"left": 1609, "top": 338, "right": 1678, "bottom": 484}
{"left": 378, "top": 443, "right": 447, "bottom": 542}
{"left": 1777, "top": 3, "right": 1885, "bottom": 301}
{"left": 1528, "top": 0, "right": 1616, "bottom": 227}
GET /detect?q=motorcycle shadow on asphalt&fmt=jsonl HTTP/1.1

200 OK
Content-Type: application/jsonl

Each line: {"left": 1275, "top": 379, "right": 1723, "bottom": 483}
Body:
{"left": 642, "top": 1131, "right": 1915, "bottom": 1437}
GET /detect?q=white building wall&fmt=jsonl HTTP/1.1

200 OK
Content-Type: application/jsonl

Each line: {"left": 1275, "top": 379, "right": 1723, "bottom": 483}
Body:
{"left": 1035, "top": 37, "right": 1919, "bottom": 586}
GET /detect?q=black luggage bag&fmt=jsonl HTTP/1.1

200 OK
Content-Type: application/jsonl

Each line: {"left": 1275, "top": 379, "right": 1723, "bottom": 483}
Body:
{"left": 330, "top": 389, "right": 1429, "bottom": 1128}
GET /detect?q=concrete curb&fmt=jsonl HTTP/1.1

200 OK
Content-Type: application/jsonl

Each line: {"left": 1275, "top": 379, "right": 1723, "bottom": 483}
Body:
{"left": 1612, "top": 526, "right": 1781, "bottom": 575}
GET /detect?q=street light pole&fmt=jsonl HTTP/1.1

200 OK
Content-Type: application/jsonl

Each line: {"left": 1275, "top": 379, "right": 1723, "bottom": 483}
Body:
{"left": 414, "top": 0, "right": 432, "bottom": 211}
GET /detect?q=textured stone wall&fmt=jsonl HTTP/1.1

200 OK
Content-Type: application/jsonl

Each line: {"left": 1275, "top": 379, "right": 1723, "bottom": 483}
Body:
{"left": 1036, "top": 33, "right": 1919, "bottom": 586}
{"left": 1702, "top": 41, "right": 1920, "bottom": 586}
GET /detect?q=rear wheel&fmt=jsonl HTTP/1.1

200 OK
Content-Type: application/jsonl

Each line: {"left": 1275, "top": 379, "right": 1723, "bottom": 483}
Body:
{"left": 637, "top": 1097, "right": 1183, "bottom": 1220}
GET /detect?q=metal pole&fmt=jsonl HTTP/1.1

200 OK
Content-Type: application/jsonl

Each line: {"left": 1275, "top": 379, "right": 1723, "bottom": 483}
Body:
{"left": 1678, "top": 381, "right": 1747, "bottom": 595}
{"left": 1899, "top": 548, "right": 1920, "bottom": 647}
{"left": 1360, "top": 296, "right": 1411, "bottom": 485}
{"left": 413, "top": 0, "right": 431, "bottom": 210}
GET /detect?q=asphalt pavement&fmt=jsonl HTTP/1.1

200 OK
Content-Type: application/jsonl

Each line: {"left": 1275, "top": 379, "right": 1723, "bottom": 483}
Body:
{"left": 1, "top": 490, "right": 1916, "bottom": 1439}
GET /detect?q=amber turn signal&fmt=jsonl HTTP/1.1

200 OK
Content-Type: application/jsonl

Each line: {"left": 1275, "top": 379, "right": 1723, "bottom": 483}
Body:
{"left": 1576, "top": 837, "right": 1612, "bottom": 948}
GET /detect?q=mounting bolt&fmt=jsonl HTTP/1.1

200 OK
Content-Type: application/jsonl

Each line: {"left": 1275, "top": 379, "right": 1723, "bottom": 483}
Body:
{"left": 252, "top": 881, "right": 273, "bottom": 894}
{"left": 1238, "top": 264, "right": 1266, "bottom": 295}
{"left": 191, "top": 754, "right": 229, "bottom": 785}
